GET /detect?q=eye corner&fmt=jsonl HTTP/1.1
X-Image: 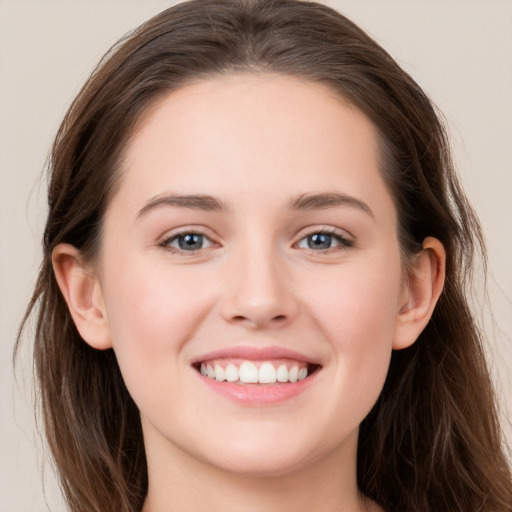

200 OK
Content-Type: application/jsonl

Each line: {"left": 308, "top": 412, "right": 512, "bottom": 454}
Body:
{"left": 294, "top": 227, "right": 355, "bottom": 254}
{"left": 158, "top": 228, "right": 220, "bottom": 255}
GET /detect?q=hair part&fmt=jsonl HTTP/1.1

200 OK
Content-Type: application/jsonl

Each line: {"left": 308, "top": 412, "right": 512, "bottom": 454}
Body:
{"left": 17, "top": 1, "right": 512, "bottom": 511}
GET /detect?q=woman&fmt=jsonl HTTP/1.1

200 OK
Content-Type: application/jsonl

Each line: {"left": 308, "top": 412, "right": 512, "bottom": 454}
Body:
{"left": 16, "top": 1, "right": 512, "bottom": 511}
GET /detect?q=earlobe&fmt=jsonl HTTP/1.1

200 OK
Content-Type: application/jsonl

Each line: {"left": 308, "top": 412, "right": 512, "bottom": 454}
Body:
{"left": 52, "top": 243, "right": 112, "bottom": 350}
{"left": 393, "top": 237, "right": 446, "bottom": 350}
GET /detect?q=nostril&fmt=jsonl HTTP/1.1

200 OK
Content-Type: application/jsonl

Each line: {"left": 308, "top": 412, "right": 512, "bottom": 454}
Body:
{"left": 229, "top": 313, "right": 289, "bottom": 328}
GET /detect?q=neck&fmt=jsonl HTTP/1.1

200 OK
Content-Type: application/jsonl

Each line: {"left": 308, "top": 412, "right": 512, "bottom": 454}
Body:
{"left": 141, "top": 426, "right": 381, "bottom": 512}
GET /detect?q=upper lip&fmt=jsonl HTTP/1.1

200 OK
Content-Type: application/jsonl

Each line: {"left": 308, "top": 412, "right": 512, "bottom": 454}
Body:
{"left": 191, "top": 345, "right": 321, "bottom": 366}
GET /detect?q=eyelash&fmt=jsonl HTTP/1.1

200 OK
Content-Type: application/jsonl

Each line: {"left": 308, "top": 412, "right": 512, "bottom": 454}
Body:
{"left": 295, "top": 228, "right": 354, "bottom": 253}
{"left": 159, "top": 228, "right": 354, "bottom": 255}
{"left": 159, "top": 230, "right": 216, "bottom": 254}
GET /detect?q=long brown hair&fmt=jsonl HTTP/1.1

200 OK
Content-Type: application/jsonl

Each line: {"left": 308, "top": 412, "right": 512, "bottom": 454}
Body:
{"left": 17, "top": 1, "right": 512, "bottom": 511}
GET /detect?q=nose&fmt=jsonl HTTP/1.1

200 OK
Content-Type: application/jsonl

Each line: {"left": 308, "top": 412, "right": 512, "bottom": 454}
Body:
{"left": 219, "top": 244, "right": 298, "bottom": 330}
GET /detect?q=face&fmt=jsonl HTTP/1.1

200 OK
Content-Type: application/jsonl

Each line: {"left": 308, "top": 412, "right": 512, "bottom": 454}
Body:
{"left": 94, "top": 74, "right": 409, "bottom": 478}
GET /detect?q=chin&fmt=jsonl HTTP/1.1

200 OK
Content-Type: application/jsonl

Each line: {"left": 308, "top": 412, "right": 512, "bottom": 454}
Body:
{"left": 207, "top": 451, "right": 317, "bottom": 478}
{"left": 197, "top": 429, "right": 343, "bottom": 479}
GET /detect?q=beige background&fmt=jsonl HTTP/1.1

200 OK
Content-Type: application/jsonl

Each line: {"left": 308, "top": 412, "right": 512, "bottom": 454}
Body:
{"left": 1, "top": 1, "right": 511, "bottom": 510}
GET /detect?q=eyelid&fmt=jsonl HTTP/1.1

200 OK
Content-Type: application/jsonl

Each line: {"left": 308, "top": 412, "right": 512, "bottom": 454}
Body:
{"left": 155, "top": 224, "right": 354, "bottom": 255}
{"left": 158, "top": 226, "right": 221, "bottom": 254}
{"left": 293, "top": 226, "right": 355, "bottom": 252}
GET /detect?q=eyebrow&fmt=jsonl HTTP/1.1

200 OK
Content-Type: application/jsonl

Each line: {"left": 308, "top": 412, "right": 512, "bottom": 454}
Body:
{"left": 136, "top": 193, "right": 230, "bottom": 219}
{"left": 287, "top": 192, "right": 374, "bottom": 218}
{"left": 136, "top": 191, "right": 374, "bottom": 220}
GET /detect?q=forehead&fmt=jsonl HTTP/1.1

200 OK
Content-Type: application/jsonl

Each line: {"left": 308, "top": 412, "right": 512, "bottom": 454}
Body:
{"left": 113, "top": 73, "right": 394, "bottom": 220}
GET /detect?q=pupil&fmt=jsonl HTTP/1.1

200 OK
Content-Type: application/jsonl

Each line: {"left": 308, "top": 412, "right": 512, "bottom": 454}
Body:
{"left": 308, "top": 233, "right": 331, "bottom": 249}
{"left": 179, "top": 234, "right": 202, "bottom": 250}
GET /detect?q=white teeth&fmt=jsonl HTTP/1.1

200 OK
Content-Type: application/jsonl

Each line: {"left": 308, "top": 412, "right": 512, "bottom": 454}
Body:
{"left": 214, "top": 364, "right": 225, "bottom": 382}
{"left": 258, "top": 362, "right": 277, "bottom": 384}
{"left": 239, "top": 361, "right": 259, "bottom": 383}
{"left": 277, "top": 364, "right": 289, "bottom": 382}
{"left": 199, "top": 360, "right": 311, "bottom": 384}
{"left": 225, "top": 364, "right": 239, "bottom": 382}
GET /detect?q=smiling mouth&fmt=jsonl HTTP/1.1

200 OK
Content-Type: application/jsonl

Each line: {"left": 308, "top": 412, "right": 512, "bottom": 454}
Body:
{"left": 193, "top": 360, "right": 321, "bottom": 385}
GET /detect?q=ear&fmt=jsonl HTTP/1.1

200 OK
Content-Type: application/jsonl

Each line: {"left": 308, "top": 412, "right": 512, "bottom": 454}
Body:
{"left": 52, "top": 243, "right": 112, "bottom": 350}
{"left": 393, "top": 237, "right": 446, "bottom": 350}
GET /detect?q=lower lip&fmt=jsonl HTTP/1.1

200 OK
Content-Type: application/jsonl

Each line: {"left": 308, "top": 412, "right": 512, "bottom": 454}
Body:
{"left": 197, "top": 371, "right": 318, "bottom": 405}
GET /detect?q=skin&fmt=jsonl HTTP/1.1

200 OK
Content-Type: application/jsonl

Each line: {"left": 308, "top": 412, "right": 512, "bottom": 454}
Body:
{"left": 53, "top": 74, "right": 445, "bottom": 512}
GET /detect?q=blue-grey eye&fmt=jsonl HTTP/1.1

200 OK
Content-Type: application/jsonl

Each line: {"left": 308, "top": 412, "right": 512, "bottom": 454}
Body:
{"left": 308, "top": 233, "right": 333, "bottom": 250}
{"left": 297, "top": 232, "right": 346, "bottom": 250}
{"left": 168, "top": 233, "right": 212, "bottom": 251}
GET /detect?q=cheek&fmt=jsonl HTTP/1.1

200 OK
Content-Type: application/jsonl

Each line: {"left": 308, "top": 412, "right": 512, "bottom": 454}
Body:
{"left": 304, "top": 262, "right": 402, "bottom": 347}
{"left": 300, "top": 257, "right": 402, "bottom": 400}
{"left": 100, "top": 258, "right": 215, "bottom": 377}
{"left": 99, "top": 260, "right": 222, "bottom": 425}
